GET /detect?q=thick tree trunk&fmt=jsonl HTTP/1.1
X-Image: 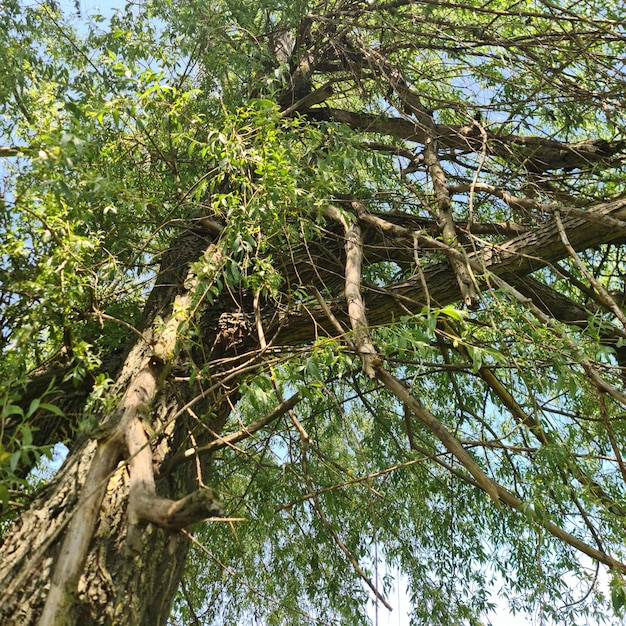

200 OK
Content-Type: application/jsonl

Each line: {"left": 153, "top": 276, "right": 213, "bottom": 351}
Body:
{"left": 0, "top": 224, "right": 246, "bottom": 625}
{"left": 0, "top": 351, "right": 235, "bottom": 626}
{"left": 0, "top": 445, "right": 185, "bottom": 626}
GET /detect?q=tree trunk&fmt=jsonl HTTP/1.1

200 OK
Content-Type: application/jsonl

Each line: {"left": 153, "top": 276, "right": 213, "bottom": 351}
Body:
{"left": 0, "top": 350, "right": 237, "bottom": 626}
{"left": 0, "top": 224, "right": 246, "bottom": 625}
{"left": 1, "top": 444, "right": 184, "bottom": 625}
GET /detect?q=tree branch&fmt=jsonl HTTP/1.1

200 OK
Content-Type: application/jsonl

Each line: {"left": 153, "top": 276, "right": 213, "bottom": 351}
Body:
{"left": 326, "top": 204, "right": 380, "bottom": 377}
{"left": 183, "top": 391, "right": 301, "bottom": 457}
{"left": 307, "top": 108, "right": 626, "bottom": 171}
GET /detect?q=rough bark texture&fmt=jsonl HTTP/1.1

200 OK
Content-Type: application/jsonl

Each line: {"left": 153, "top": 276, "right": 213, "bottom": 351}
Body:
{"left": 0, "top": 375, "right": 232, "bottom": 626}
{"left": 0, "top": 224, "right": 246, "bottom": 625}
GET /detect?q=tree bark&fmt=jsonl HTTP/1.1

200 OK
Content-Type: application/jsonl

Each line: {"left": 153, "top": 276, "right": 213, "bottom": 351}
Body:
{"left": 0, "top": 354, "right": 235, "bottom": 626}
{"left": 0, "top": 224, "right": 246, "bottom": 625}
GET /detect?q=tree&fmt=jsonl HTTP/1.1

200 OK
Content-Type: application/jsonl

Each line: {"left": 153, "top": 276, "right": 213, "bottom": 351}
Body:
{"left": 1, "top": 0, "right": 626, "bottom": 623}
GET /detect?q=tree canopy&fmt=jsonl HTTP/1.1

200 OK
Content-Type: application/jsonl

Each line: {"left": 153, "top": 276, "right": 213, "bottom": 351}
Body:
{"left": 1, "top": 0, "right": 626, "bottom": 624}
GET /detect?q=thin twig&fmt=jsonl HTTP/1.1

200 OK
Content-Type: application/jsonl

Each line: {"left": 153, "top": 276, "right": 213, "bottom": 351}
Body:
{"left": 182, "top": 530, "right": 331, "bottom": 625}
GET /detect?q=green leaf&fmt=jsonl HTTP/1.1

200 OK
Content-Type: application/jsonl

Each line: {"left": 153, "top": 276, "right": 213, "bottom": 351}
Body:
{"left": 26, "top": 398, "right": 40, "bottom": 418}
{"left": 39, "top": 403, "right": 65, "bottom": 417}
{"left": 2, "top": 404, "right": 24, "bottom": 418}
{"left": 20, "top": 424, "right": 33, "bottom": 447}
{"left": 610, "top": 574, "right": 626, "bottom": 613}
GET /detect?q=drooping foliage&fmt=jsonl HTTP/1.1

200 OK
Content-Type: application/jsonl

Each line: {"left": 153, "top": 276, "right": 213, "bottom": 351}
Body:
{"left": 1, "top": 0, "right": 626, "bottom": 624}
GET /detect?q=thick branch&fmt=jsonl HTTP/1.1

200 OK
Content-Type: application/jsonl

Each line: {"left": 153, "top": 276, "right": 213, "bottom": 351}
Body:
{"left": 307, "top": 108, "right": 626, "bottom": 171}
{"left": 365, "top": 55, "right": 478, "bottom": 307}
{"left": 275, "top": 196, "right": 626, "bottom": 344}
{"left": 345, "top": 44, "right": 481, "bottom": 308}
{"left": 374, "top": 196, "right": 626, "bottom": 317}
{"left": 0, "top": 146, "right": 32, "bottom": 158}
{"left": 322, "top": 192, "right": 625, "bottom": 569}
{"left": 326, "top": 205, "right": 380, "bottom": 377}
{"left": 38, "top": 350, "right": 162, "bottom": 626}
{"left": 554, "top": 211, "right": 626, "bottom": 329}
{"left": 374, "top": 367, "right": 626, "bottom": 573}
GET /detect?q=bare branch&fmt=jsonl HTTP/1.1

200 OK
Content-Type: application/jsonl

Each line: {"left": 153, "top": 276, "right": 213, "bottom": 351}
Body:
{"left": 186, "top": 392, "right": 301, "bottom": 456}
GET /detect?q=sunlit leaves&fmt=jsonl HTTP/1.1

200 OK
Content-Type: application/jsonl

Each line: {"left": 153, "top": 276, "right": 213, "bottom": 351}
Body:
{"left": 610, "top": 572, "right": 626, "bottom": 615}
{"left": 2, "top": 0, "right": 626, "bottom": 624}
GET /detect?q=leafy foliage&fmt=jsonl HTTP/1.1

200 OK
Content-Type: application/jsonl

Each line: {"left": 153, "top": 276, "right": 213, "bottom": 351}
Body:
{"left": 1, "top": 0, "right": 626, "bottom": 624}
